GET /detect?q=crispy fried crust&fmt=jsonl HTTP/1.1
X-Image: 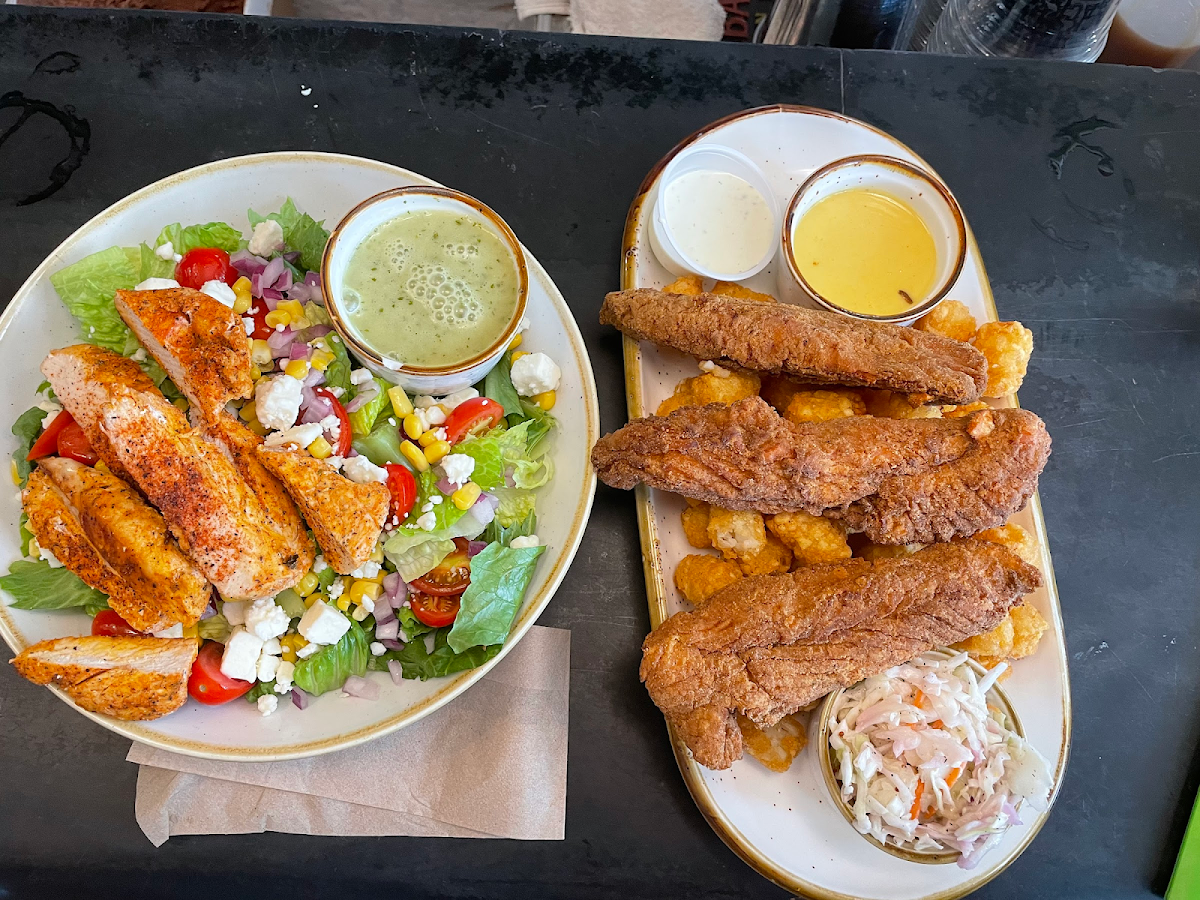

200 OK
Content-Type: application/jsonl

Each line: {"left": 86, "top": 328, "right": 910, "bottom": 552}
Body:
{"left": 640, "top": 541, "right": 1040, "bottom": 769}
{"left": 600, "top": 289, "right": 987, "bottom": 403}
{"left": 12, "top": 635, "right": 198, "bottom": 720}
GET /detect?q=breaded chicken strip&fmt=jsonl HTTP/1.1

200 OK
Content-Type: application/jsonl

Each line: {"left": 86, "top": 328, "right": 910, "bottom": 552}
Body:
{"left": 641, "top": 541, "right": 1039, "bottom": 769}
{"left": 601, "top": 289, "right": 987, "bottom": 403}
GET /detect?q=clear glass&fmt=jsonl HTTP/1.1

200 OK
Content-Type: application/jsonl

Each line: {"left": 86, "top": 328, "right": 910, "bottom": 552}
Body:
{"left": 927, "top": 0, "right": 1121, "bottom": 61}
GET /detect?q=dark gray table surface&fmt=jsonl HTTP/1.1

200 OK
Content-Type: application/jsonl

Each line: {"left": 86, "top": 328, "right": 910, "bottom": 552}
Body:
{"left": 1, "top": 8, "right": 1198, "bottom": 899}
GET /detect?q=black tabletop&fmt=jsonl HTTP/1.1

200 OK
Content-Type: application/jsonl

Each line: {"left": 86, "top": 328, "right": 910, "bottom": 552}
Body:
{"left": 1, "top": 8, "right": 1198, "bottom": 900}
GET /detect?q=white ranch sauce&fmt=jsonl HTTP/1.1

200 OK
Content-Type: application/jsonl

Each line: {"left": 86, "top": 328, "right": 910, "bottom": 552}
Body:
{"left": 662, "top": 171, "right": 773, "bottom": 275}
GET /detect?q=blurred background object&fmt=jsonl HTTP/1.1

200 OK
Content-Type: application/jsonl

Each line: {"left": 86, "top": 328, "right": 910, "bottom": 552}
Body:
{"left": 1098, "top": 0, "right": 1200, "bottom": 67}
{"left": 925, "top": 0, "right": 1120, "bottom": 60}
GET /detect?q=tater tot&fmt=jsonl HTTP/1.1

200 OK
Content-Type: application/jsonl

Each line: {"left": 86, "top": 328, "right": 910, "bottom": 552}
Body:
{"left": 656, "top": 370, "right": 759, "bottom": 416}
{"left": 972, "top": 321, "right": 1033, "bottom": 398}
{"left": 975, "top": 522, "right": 1039, "bottom": 566}
{"left": 656, "top": 380, "right": 695, "bottom": 416}
{"left": 681, "top": 504, "right": 712, "bottom": 549}
{"left": 712, "top": 281, "right": 776, "bottom": 303}
{"left": 674, "top": 554, "right": 744, "bottom": 606}
{"left": 783, "top": 389, "right": 866, "bottom": 424}
{"left": 1009, "top": 602, "right": 1049, "bottom": 658}
{"left": 708, "top": 507, "right": 767, "bottom": 561}
{"left": 943, "top": 401, "right": 991, "bottom": 419}
{"left": 766, "top": 511, "right": 852, "bottom": 567}
{"left": 954, "top": 614, "right": 1015, "bottom": 659}
{"left": 737, "top": 713, "right": 808, "bottom": 773}
{"left": 914, "top": 299, "right": 977, "bottom": 342}
{"left": 861, "top": 389, "right": 943, "bottom": 419}
{"left": 760, "top": 376, "right": 808, "bottom": 414}
{"left": 664, "top": 274, "right": 704, "bottom": 295}
{"left": 857, "top": 542, "right": 925, "bottom": 561}
{"left": 737, "top": 532, "right": 793, "bottom": 576}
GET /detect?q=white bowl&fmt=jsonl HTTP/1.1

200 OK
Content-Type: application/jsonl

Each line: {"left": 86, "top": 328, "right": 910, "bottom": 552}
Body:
{"left": 778, "top": 154, "right": 967, "bottom": 323}
{"left": 649, "top": 143, "right": 779, "bottom": 282}
{"left": 321, "top": 186, "right": 528, "bottom": 395}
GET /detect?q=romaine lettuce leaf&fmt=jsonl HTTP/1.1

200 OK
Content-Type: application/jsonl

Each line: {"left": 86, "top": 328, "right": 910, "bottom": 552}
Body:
{"left": 48, "top": 246, "right": 137, "bottom": 352}
{"left": 319, "top": 334, "right": 353, "bottom": 394}
{"left": 371, "top": 627, "right": 500, "bottom": 681}
{"left": 483, "top": 351, "right": 524, "bottom": 416}
{"left": 248, "top": 198, "right": 329, "bottom": 273}
{"left": 292, "top": 617, "right": 368, "bottom": 696}
{"left": 0, "top": 559, "right": 109, "bottom": 616}
{"left": 447, "top": 542, "right": 545, "bottom": 653}
{"left": 245, "top": 680, "right": 276, "bottom": 702}
{"left": 155, "top": 221, "right": 243, "bottom": 256}
{"left": 490, "top": 487, "right": 537, "bottom": 529}
{"left": 455, "top": 420, "right": 531, "bottom": 491}
{"left": 484, "top": 510, "right": 537, "bottom": 547}
{"left": 348, "top": 376, "right": 390, "bottom": 438}
{"left": 397, "top": 606, "right": 434, "bottom": 641}
{"left": 11, "top": 406, "right": 47, "bottom": 486}
{"left": 352, "top": 422, "right": 405, "bottom": 467}
{"left": 386, "top": 537, "right": 455, "bottom": 583}
{"left": 197, "top": 613, "right": 231, "bottom": 643}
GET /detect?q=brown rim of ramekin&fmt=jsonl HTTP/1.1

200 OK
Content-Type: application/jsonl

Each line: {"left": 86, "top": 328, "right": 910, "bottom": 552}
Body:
{"left": 320, "top": 185, "right": 529, "bottom": 376}
{"left": 781, "top": 154, "right": 968, "bottom": 323}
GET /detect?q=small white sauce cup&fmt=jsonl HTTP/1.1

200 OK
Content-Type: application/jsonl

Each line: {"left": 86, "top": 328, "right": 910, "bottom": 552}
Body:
{"left": 649, "top": 143, "right": 780, "bottom": 282}
{"left": 321, "top": 186, "right": 528, "bottom": 395}
{"left": 778, "top": 155, "right": 967, "bottom": 324}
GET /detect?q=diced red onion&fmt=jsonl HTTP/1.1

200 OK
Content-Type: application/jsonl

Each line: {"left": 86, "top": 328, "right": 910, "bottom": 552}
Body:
{"left": 231, "top": 250, "right": 268, "bottom": 276}
{"left": 291, "top": 687, "right": 309, "bottom": 710}
{"left": 436, "top": 476, "right": 454, "bottom": 494}
{"left": 304, "top": 324, "right": 333, "bottom": 340}
{"left": 380, "top": 638, "right": 406, "bottom": 651}
{"left": 504, "top": 472, "right": 516, "bottom": 488}
{"left": 261, "top": 256, "right": 286, "bottom": 291}
{"left": 288, "top": 342, "right": 310, "bottom": 361}
{"left": 303, "top": 367, "right": 325, "bottom": 387}
{"left": 299, "top": 386, "right": 335, "bottom": 423}
{"left": 200, "top": 595, "right": 218, "bottom": 619}
{"left": 345, "top": 392, "right": 373, "bottom": 413}
{"left": 346, "top": 448, "right": 359, "bottom": 457}
{"left": 287, "top": 282, "right": 312, "bottom": 303}
{"left": 305, "top": 271, "right": 321, "bottom": 288}
{"left": 467, "top": 540, "right": 487, "bottom": 558}
{"left": 262, "top": 288, "right": 284, "bottom": 306}
{"left": 342, "top": 675, "right": 378, "bottom": 700}
{"left": 275, "top": 268, "right": 293, "bottom": 293}
{"left": 375, "top": 619, "right": 399, "bottom": 640}
{"left": 267, "top": 328, "right": 298, "bottom": 357}
{"left": 382, "top": 572, "right": 408, "bottom": 608}
{"left": 374, "top": 606, "right": 396, "bottom": 626}
{"left": 282, "top": 251, "right": 300, "bottom": 264}
{"left": 387, "top": 660, "right": 404, "bottom": 685}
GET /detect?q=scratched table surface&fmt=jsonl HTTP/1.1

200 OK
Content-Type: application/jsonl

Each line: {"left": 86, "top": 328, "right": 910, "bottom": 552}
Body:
{"left": 1, "top": 8, "right": 1199, "bottom": 899}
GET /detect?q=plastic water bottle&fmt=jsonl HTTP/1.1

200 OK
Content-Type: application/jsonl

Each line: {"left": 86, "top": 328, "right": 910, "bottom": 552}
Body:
{"left": 927, "top": 0, "right": 1121, "bottom": 61}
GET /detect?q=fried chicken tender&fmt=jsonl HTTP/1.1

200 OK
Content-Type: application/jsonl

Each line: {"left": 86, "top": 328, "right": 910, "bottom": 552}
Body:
{"left": 944, "top": 401, "right": 991, "bottom": 419}
{"left": 736, "top": 712, "right": 808, "bottom": 772}
{"left": 862, "top": 389, "right": 943, "bottom": 419}
{"left": 914, "top": 299, "right": 977, "bottom": 342}
{"left": 674, "top": 554, "right": 744, "bottom": 605}
{"left": 712, "top": 281, "right": 776, "bottom": 303}
{"left": 975, "top": 522, "right": 1039, "bottom": 565}
{"left": 1010, "top": 601, "right": 1049, "bottom": 657}
{"left": 856, "top": 542, "right": 924, "bottom": 562}
{"left": 737, "top": 532, "right": 793, "bottom": 576}
{"left": 664, "top": 274, "right": 705, "bottom": 295}
{"left": 783, "top": 389, "right": 866, "bottom": 424}
{"left": 707, "top": 507, "right": 767, "bottom": 561}
{"left": 973, "top": 321, "right": 1034, "bottom": 398}
{"left": 766, "top": 511, "right": 851, "bottom": 567}
{"left": 656, "top": 370, "right": 761, "bottom": 416}
{"left": 681, "top": 504, "right": 712, "bottom": 548}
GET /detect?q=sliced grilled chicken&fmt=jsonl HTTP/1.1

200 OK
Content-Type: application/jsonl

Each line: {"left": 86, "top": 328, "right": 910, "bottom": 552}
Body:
{"left": 256, "top": 446, "right": 389, "bottom": 574}
{"left": 12, "top": 635, "right": 198, "bottom": 720}
{"left": 114, "top": 287, "right": 253, "bottom": 420}
{"left": 33, "top": 457, "right": 211, "bottom": 631}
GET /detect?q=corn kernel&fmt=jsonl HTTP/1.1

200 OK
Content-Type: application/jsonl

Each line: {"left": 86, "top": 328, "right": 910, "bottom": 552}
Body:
{"left": 251, "top": 339, "right": 273, "bottom": 366}
{"left": 250, "top": 365, "right": 262, "bottom": 381}
{"left": 335, "top": 596, "right": 352, "bottom": 612}
{"left": 246, "top": 419, "right": 269, "bottom": 437}
{"left": 400, "top": 440, "right": 429, "bottom": 472}
{"left": 388, "top": 385, "right": 414, "bottom": 418}
{"left": 264, "top": 309, "right": 291, "bottom": 329}
{"left": 351, "top": 603, "right": 371, "bottom": 621}
{"left": 284, "top": 359, "right": 309, "bottom": 380}
{"left": 295, "top": 572, "right": 320, "bottom": 598}
{"left": 278, "top": 300, "right": 306, "bottom": 326}
{"left": 233, "top": 294, "right": 252, "bottom": 315}
{"left": 349, "top": 580, "right": 382, "bottom": 606}
{"left": 173, "top": 398, "right": 189, "bottom": 411}
{"left": 281, "top": 634, "right": 308, "bottom": 652}
{"left": 452, "top": 481, "right": 482, "bottom": 510}
{"left": 369, "top": 543, "right": 385, "bottom": 564}
{"left": 508, "top": 332, "right": 523, "bottom": 350}
{"left": 182, "top": 623, "right": 199, "bottom": 640}
{"left": 239, "top": 402, "right": 258, "bottom": 423}
{"left": 417, "top": 430, "right": 440, "bottom": 448}
{"left": 281, "top": 648, "right": 297, "bottom": 663}
{"left": 304, "top": 592, "right": 326, "bottom": 609}
{"left": 10, "top": 459, "right": 19, "bottom": 486}
{"left": 307, "top": 436, "right": 333, "bottom": 459}
{"left": 402, "top": 414, "right": 424, "bottom": 440}
{"left": 310, "top": 348, "right": 335, "bottom": 372}
{"left": 531, "top": 390, "right": 556, "bottom": 411}
{"left": 511, "top": 350, "right": 528, "bottom": 362}
{"left": 94, "top": 460, "right": 111, "bottom": 475}
{"left": 423, "top": 440, "right": 451, "bottom": 465}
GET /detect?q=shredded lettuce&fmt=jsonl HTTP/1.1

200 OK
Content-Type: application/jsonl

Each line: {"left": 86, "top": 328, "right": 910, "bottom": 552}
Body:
{"left": 11, "top": 406, "right": 47, "bottom": 486}
{"left": 455, "top": 419, "right": 552, "bottom": 493}
{"left": 447, "top": 542, "right": 544, "bottom": 653}
{"left": 372, "top": 627, "right": 501, "bottom": 681}
{"left": 292, "top": 617, "right": 369, "bottom": 696}
{"left": 155, "top": 221, "right": 243, "bottom": 256}
{"left": 248, "top": 198, "right": 329, "bottom": 273}
{"left": 0, "top": 559, "right": 109, "bottom": 616}
{"left": 490, "top": 487, "right": 538, "bottom": 529}
{"left": 245, "top": 680, "right": 276, "bottom": 702}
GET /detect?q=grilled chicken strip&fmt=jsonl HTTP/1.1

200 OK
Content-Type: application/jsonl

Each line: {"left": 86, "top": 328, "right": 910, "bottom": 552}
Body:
{"left": 114, "top": 287, "right": 254, "bottom": 419}
{"left": 12, "top": 635, "right": 198, "bottom": 720}
{"left": 641, "top": 541, "right": 1040, "bottom": 769}
{"left": 256, "top": 446, "right": 390, "bottom": 574}
{"left": 26, "top": 458, "right": 211, "bottom": 632}
{"left": 590, "top": 397, "right": 1050, "bottom": 544}
{"left": 601, "top": 289, "right": 987, "bottom": 403}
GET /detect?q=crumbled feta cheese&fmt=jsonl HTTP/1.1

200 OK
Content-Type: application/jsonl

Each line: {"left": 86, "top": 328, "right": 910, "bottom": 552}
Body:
{"left": 200, "top": 279, "right": 237, "bottom": 308}
{"left": 328, "top": 578, "right": 345, "bottom": 601}
{"left": 220, "top": 628, "right": 264, "bottom": 681}
{"left": 155, "top": 241, "right": 175, "bottom": 260}
{"left": 153, "top": 623, "right": 184, "bottom": 638}
{"left": 296, "top": 642, "right": 320, "bottom": 659}
{"left": 36, "top": 399, "right": 61, "bottom": 416}
{"left": 415, "top": 511, "right": 437, "bottom": 531}
{"left": 698, "top": 360, "right": 731, "bottom": 377}
{"left": 510, "top": 352, "right": 561, "bottom": 396}
{"left": 414, "top": 395, "right": 438, "bottom": 408}
{"left": 359, "top": 595, "right": 375, "bottom": 614}
{"left": 134, "top": 277, "right": 181, "bottom": 291}
{"left": 510, "top": 534, "right": 541, "bottom": 549}
{"left": 248, "top": 218, "right": 285, "bottom": 256}
{"left": 131, "top": 348, "right": 148, "bottom": 362}
{"left": 257, "top": 651, "right": 280, "bottom": 683}
{"left": 261, "top": 637, "right": 282, "bottom": 656}
{"left": 350, "top": 367, "right": 374, "bottom": 386}
{"left": 433, "top": 427, "right": 447, "bottom": 442}
{"left": 257, "top": 694, "right": 279, "bottom": 717}
{"left": 329, "top": 386, "right": 345, "bottom": 398}
{"left": 264, "top": 422, "right": 323, "bottom": 450}
{"left": 387, "top": 417, "right": 396, "bottom": 426}
{"left": 420, "top": 502, "right": 433, "bottom": 513}
{"left": 274, "top": 660, "right": 295, "bottom": 692}
{"left": 440, "top": 453, "right": 475, "bottom": 486}
{"left": 254, "top": 375, "right": 304, "bottom": 431}
{"left": 222, "top": 600, "right": 248, "bottom": 626}
{"left": 245, "top": 597, "right": 290, "bottom": 641}
{"left": 425, "top": 406, "right": 447, "bottom": 426}
{"left": 440, "top": 388, "right": 479, "bottom": 411}
{"left": 313, "top": 555, "right": 328, "bottom": 574}
{"left": 38, "top": 545, "right": 63, "bottom": 569}
{"left": 429, "top": 494, "right": 443, "bottom": 505}
{"left": 349, "top": 560, "right": 381, "bottom": 580}
{"left": 412, "top": 408, "right": 430, "bottom": 432}
{"left": 298, "top": 601, "right": 351, "bottom": 646}
{"left": 325, "top": 455, "right": 345, "bottom": 471}
{"left": 382, "top": 356, "right": 403, "bottom": 370}
{"left": 318, "top": 414, "right": 341, "bottom": 440}
{"left": 342, "top": 456, "right": 388, "bottom": 484}
{"left": 242, "top": 317, "right": 255, "bottom": 337}
{"left": 370, "top": 641, "right": 386, "bottom": 657}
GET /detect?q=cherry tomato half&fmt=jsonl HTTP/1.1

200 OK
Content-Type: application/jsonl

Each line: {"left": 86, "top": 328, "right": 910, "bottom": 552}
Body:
{"left": 175, "top": 248, "right": 238, "bottom": 290}
{"left": 57, "top": 420, "right": 98, "bottom": 466}
{"left": 91, "top": 609, "right": 141, "bottom": 637}
{"left": 386, "top": 463, "right": 418, "bottom": 523}
{"left": 26, "top": 410, "right": 74, "bottom": 461}
{"left": 246, "top": 302, "right": 273, "bottom": 340}
{"left": 314, "top": 387, "right": 353, "bottom": 457}
{"left": 444, "top": 397, "right": 504, "bottom": 445}
{"left": 410, "top": 537, "right": 471, "bottom": 597}
{"left": 187, "top": 640, "right": 254, "bottom": 705}
{"left": 408, "top": 590, "right": 461, "bottom": 628}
